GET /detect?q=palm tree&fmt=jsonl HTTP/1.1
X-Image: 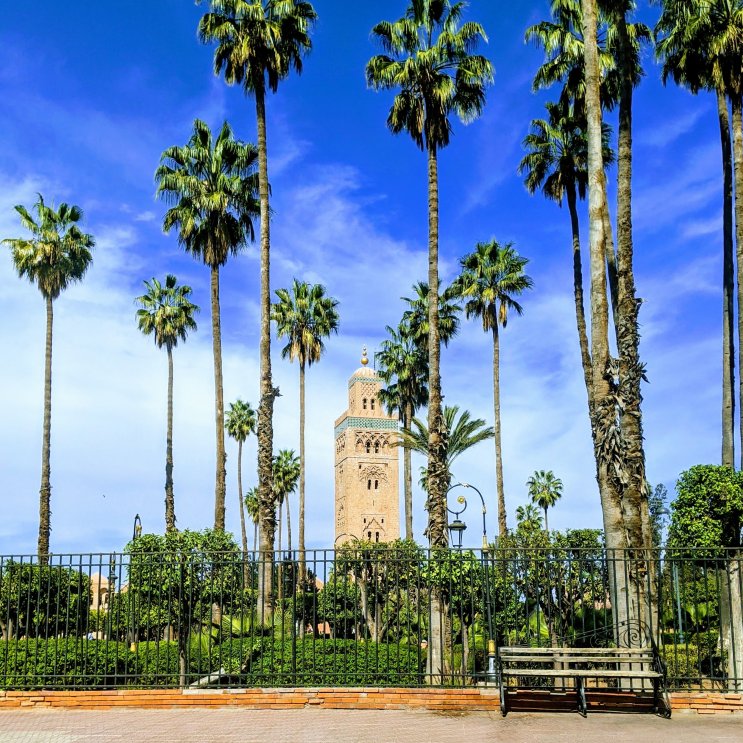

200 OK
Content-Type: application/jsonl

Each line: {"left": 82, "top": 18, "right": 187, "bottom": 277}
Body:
{"left": 367, "top": 0, "right": 493, "bottom": 555}
{"left": 155, "top": 119, "right": 259, "bottom": 532}
{"left": 400, "top": 405, "right": 495, "bottom": 498}
{"left": 225, "top": 399, "right": 257, "bottom": 559}
{"left": 526, "top": 470, "right": 564, "bottom": 532}
{"left": 654, "top": 0, "right": 738, "bottom": 470}
{"left": 273, "top": 448, "right": 300, "bottom": 554}
{"left": 135, "top": 275, "right": 199, "bottom": 534}
{"left": 272, "top": 279, "right": 339, "bottom": 574}
{"left": 402, "top": 281, "right": 462, "bottom": 353}
{"left": 519, "top": 100, "right": 614, "bottom": 408}
{"left": 198, "top": 0, "right": 317, "bottom": 619}
{"left": 245, "top": 486, "right": 260, "bottom": 553}
{"left": 515, "top": 503, "right": 544, "bottom": 534}
{"left": 3, "top": 195, "right": 94, "bottom": 560}
{"left": 376, "top": 320, "right": 428, "bottom": 540}
{"left": 455, "top": 241, "right": 533, "bottom": 537}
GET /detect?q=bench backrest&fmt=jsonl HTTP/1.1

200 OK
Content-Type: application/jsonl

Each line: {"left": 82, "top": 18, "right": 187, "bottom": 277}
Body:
{"left": 498, "top": 646, "right": 656, "bottom": 666}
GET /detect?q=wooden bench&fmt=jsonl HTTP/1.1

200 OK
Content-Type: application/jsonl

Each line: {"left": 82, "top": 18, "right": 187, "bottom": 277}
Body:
{"left": 497, "top": 645, "right": 670, "bottom": 717}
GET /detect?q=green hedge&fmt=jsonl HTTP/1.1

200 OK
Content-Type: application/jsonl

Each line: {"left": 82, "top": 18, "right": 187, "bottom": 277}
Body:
{"left": 1, "top": 637, "right": 423, "bottom": 689}
{"left": 243, "top": 638, "right": 423, "bottom": 687}
{"left": 0, "top": 639, "right": 130, "bottom": 689}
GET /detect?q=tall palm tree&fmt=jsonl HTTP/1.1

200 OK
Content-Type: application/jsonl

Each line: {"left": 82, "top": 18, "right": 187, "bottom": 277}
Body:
{"left": 655, "top": 0, "right": 738, "bottom": 470}
{"left": 455, "top": 241, "right": 533, "bottom": 537}
{"left": 272, "top": 279, "right": 339, "bottom": 572}
{"left": 376, "top": 320, "right": 429, "bottom": 540}
{"left": 367, "top": 0, "right": 493, "bottom": 555}
{"left": 519, "top": 101, "right": 614, "bottom": 408}
{"left": 155, "top": 119, "right": 259, "bottom": 532}
{"left": 3, "top": 195, "right": 94, "bottom": 560}
{"left": 526, "top": 470, "right": 564, "bottom": 533}
{"left": 245, "top": 486, "right": 260, "bottom": 553}
{"left": 136, "top": 275, "right": 199, "bottom": 534}
{"left": 198, "top": 0, "right": 317, "bottom": 619}
{"left": 401, "top": 405, "right": 494, "bottom": 495}
{"left": 225, "top": 399, "right": 257, "bottom": 559}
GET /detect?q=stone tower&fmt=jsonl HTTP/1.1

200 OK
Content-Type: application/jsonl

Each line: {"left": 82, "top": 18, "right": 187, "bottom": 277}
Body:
{"left": 334, "top": 347, "right": 400, "bottom": 545}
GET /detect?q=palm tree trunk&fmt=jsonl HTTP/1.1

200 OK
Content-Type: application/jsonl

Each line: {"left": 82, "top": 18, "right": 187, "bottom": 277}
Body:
{"left": 604, "top": 208, "right": 619, "bottom": 332}
{"left": 425, "top": 142, "right": 447, "bottom": 686}
{"left": 615, "top": 15, "right": 651, "bottom": 562}
{"left": 719, "top": 89, "right": 735, "bottom": 469}
{"left": 566, "top": 182, "right": 594, "bottom": 410}
{"left": 38, "top": 295, "right": 53, "bottom": 562}
{"left": 255, "top": 82, "right": 275, "bottom": 623}
{"left": 253, "top": 520, "right": 258, "bottom": 555}
{"left": 286, "top": 496, "right": 292, "bottom": 554}
{"left": 492, "top": 325, "right": 507, "bottom": 537}
{"left": 731, "top": 94, "right": 743, "bottom": 471}
{"left": 165, "top": 346, "right": 176, "bottom": 534}
{"left": 403, "top": 400, "right": 414, "bottom": 540}
{"left": 210, "top": 266, "right": 227, "bottom": 531}
{"left": 425, "top": 142, "right": 447, "bottom": 549}
{"left": 543, "top": 506, "right": 549, "bottom": 534}
{"left": 237, "top": 440, "right": 249, "bottom": 586}
{"left": 277, "top": 505, "right": 283, "bottom": 604}
{"left": 582, "top": 0, "right": 632, "bottom": 637}
{"left": 299, "top": 361, "right": 306, "bottom": 578}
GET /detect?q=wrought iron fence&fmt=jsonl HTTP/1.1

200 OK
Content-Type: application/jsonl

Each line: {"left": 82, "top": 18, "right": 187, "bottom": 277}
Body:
{"left": 0, "top": 546, "right": 741, "bottom": 691}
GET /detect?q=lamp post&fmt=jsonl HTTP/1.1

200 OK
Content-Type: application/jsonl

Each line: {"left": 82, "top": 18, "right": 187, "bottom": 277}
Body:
{"left": 132, "top": 514, "right": 142, "bottom": 542}
{"left": 129, "top": 515, "right": 142, "bottom": 650}
{"left": 446, "top": 482, "right": 496, "bottom": 682}
{"left": 107, "top": 556, "right": 117, "bottom": 640}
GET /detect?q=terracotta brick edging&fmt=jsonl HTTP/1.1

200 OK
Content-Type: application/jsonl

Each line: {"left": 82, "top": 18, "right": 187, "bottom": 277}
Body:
{"left": 0, "top": 688, "right": 740, "bottom": 714}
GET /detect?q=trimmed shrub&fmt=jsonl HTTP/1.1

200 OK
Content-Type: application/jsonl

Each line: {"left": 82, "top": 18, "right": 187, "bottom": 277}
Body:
{"left": 0, "top": 639, "right": 130, "bottom": 689}
{"left": 130, "top": 641, "right": 180, "bottom": 687}
{"left": 243, "top": 638, "right": 422, "bottom": 687}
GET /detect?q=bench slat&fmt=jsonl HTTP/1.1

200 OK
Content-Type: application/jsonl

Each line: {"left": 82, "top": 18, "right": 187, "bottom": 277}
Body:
{"left": 501, "top": 669, "right": 661, "bottom": 678}
{"left": 500, "top": 656, "right": 655, "bottom": 664}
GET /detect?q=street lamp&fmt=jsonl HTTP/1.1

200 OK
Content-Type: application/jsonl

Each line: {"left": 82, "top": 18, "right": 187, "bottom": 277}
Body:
{"left": 132, "top": 514, "right": 142, "bottom": 542}
{"left": 447, "top": 482, "right": 488, "bottom": 550}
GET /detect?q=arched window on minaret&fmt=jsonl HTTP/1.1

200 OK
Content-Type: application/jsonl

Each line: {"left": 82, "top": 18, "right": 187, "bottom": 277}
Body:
{"left": 374, "top": 480, "right": 379, "bottom": 490}
{"left": 367, "top": 480, "right": 372, "bottom": 490}
{"left": 362, "top": 398, "right": 367, "bottom": 410}
{"left": 366, "top": 441, "right": 371, "bottom": 454}
{"left": 374, "top": 441, "right": 379, "bottom": 454}
{"left": 371, "top": 399, "right": 375, "bottom": 411}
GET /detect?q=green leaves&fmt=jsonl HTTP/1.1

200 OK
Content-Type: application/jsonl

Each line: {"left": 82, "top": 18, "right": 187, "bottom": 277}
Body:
{"left": 135, "top": 274, "right": 199, "bottom": 351}
{"left": 155, "top": 119, "right": 259, "bottom": 270}
{"left": 225, "top": 399, "right": 257, "bottom": 444}
{"left": 367, "top": 0, "right": 493, "bottom": 152}
{"left": 271, "top": 279, "right": 340, "bottom": 367}
{"left": 2, "top": 194, "right": 94, "bottom": 301}
{"left": 669, "top": 464, "right": 743, "bottom": 556}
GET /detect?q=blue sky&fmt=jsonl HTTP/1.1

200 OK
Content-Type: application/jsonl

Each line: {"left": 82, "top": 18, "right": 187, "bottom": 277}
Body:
{"left": 0, "top": 1, "right": 724, "bottom": 555}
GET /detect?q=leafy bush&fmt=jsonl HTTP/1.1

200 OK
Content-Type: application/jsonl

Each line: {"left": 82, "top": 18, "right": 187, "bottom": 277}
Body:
{"left": 243, "top": 638, "right": 422, "bottom": 686}
{"left": 130, "top": 641, "right": 180, "bottom": 686}
{"left": 661, "top": 643, "right": 702, "bottom": 685}
{"left": 0, "top": 639, "right": 130, "bottom": 689}
{"left": 0, "top": 563, "right": 90, "bottom": 639}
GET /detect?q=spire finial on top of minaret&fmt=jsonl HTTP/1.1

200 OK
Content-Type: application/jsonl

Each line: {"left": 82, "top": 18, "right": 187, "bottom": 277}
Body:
{"left": 361, "top": 345, "right": 369, "bottom": 366}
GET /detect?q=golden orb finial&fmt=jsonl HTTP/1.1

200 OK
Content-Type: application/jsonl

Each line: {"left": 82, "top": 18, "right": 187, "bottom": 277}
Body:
{"left": 361, "top": 345, "right": 369, "bottom": 366}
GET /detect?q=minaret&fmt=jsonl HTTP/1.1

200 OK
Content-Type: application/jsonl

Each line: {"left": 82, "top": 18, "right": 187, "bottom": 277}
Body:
{"left": 334, "top": 347, "right": 400, "bottom": 545}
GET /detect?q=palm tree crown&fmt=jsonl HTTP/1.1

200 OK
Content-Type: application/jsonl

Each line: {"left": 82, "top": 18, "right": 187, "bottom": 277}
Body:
{"left": 225, "top": 399, "right": 257, "bottom": 444}
{"left": 198, "top": 0, "right": 317, "bottom": 97}
{"left": 402, "top": 281, "right": 461, "bottom": 350}
{"left": 519, "top": 100, "right": 614, "bottom": 206}
{"left": 155, "top": 119, "right": 259, "bottom": 268}
{"left": 273, "top": 449, "right": 300, "bottom": 507}
{"left": 457, "top": 241, "right": 533, "bottom": 332}
{"left": 272, "top": 279, "right": 340, "bottom": 366}
{"left": 366, "top": 0, "right": 493, "bottom": 153}
{"left": 400, "top": 405, "right": 495, "bottom": 488}
{"left": 4, "top": 195, "right": 94, "bottom": 300}
{"left": 135, "top": 275, "right": 199, "bottom": 351}
{"left": 526, "top": 469, "right": 564, "bottom": 532}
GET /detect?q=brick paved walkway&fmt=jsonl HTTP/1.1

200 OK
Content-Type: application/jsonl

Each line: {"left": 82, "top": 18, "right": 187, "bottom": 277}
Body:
{"left": 0, "top": 708, "right": 741, "bottom": 743}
